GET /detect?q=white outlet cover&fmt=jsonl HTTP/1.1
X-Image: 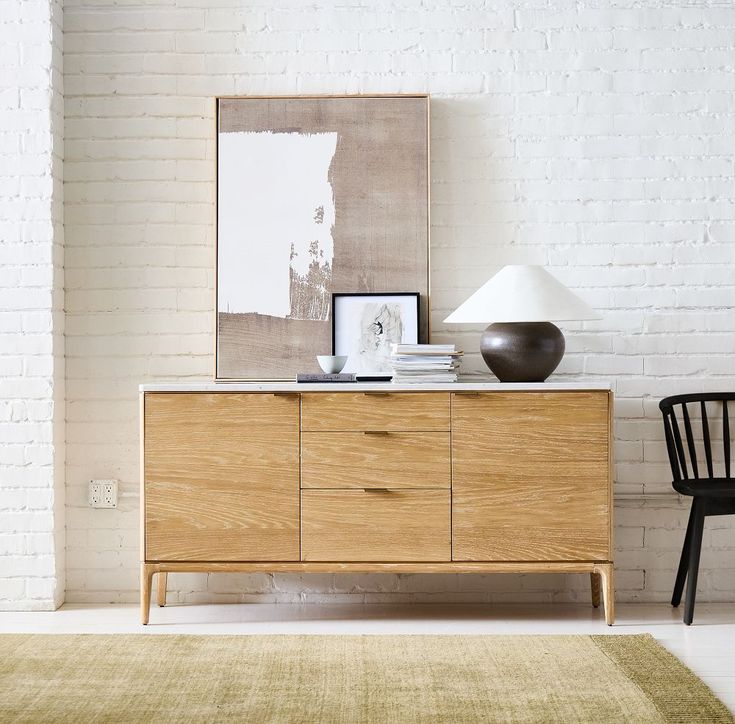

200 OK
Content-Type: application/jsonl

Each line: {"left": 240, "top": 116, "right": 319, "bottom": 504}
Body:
{"left": 89, "top": 479, "right": 118, "bottom": 508}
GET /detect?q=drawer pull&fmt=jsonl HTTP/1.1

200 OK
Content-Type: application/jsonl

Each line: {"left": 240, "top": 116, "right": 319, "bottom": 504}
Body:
{"left": 453, "top": 392, "right": 480, "bottom": 397}
{"left": 363, "top": 392, "right": 390, "bottom": 396}
{"left": 363, "top": 430, "right": 390, "bottom": 436}
{"left": 271, "top": 392, "right": 299, "bottom": 397}
{"left": 363, "top": 488, "right": 391, "bottom": 493}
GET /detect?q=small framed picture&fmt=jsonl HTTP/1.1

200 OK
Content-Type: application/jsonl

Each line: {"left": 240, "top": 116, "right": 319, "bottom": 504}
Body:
{"left": 332, "top": 293, "right": 420, "bottom": 376}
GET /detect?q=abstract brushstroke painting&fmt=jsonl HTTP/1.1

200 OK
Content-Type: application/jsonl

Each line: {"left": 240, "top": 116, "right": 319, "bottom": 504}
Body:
{"left": 216, "top": 96, "right": 429, "bottom": 380}
{"left": 218, "top": 130, "right": 337, "bottom": 321}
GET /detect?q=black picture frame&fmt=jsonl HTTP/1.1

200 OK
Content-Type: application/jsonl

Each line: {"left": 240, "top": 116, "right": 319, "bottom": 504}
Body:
{"left": 331, "top": 292, "right": 421, "bottom": 378}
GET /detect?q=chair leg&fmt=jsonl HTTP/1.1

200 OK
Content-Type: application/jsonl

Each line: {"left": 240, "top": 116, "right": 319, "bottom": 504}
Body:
{"left": 683, "top": 499, "right": 705, "bottom": 626}
{"left": 672, "top": 503, "right": 696, "bottom": 607}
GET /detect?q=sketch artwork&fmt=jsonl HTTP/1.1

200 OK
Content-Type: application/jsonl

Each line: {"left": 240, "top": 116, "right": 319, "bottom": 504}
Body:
{"left": 358, "top": 303, "right": 403, "bottom": 375}
{"left": 332, "top": 293, "right": 419, "bottom": 376}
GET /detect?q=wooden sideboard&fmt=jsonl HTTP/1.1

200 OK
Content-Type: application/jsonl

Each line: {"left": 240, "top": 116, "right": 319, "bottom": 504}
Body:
{"left": 140, "top": 383, "right": 614, "bottom": 624}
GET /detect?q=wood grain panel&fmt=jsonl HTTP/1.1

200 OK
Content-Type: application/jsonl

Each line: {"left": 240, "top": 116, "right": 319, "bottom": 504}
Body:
{"left": 452, "top": 391, "right": 611, "bottom": 562}
{"left": 144, "top": 393, "right": 300, "bottom": 561}
{"left": 301, "top": 392, "right": 449, "bottom": 431}
{"left": 301, "top": 432, "right": 450, "bottom": 489}
{"left": 301, "top": 489, "right": 450, "bottom": 561}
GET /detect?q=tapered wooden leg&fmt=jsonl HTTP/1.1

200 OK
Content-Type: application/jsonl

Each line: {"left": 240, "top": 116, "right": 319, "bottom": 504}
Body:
{"left": 595, "top": 564, "right": 615, "bottom": 625}
{"left": 590, "top": 572, "right": 601, "bottom": 608}
{"left": 672, "top": 504, "right": 695, "bottom": 607}
{"left": 157, "top": 572, "right": 168, "bottom": 607}
{"left": 684, "top": 500, "right": 705, "bottom": 626}
{"left": 141, "top": 563, "right": 154, "bottom": 625}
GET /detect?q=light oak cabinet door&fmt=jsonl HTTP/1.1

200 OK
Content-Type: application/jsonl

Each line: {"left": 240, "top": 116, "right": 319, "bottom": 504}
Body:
{"left": 144, "top": 393, "right": 300, "bottom": 561}
{"left": 452, "top": 392, "right": 611, "bottom": 562}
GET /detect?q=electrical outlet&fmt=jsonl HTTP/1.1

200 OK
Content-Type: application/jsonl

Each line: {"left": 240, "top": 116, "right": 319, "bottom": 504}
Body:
{"left": 89, "top": 479, "right": 117, "bottom": 508}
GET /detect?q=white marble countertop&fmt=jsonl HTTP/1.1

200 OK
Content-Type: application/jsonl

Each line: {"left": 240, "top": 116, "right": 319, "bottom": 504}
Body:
{"left": 139, "top": 379, "right": 612, "bottom": 393}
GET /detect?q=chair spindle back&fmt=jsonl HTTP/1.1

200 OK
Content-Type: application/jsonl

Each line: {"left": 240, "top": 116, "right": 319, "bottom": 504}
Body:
{"left": 659, "top": 393, "right": 735, "bottom": 483}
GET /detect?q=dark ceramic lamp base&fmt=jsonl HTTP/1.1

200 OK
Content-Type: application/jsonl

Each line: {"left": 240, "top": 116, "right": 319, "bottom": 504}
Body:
{"left": 480, "top": 322, "right": 565, "bottom": 382}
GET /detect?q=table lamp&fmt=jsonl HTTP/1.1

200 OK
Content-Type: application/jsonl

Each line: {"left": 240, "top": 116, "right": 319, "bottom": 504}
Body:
{"left": 443, "top": 265, "right": 600, "bottom": 382}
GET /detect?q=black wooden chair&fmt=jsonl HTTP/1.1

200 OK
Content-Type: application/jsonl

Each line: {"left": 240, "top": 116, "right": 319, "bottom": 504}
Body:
{"left": 659, "top": 393, "right": 735, "bottom": 625}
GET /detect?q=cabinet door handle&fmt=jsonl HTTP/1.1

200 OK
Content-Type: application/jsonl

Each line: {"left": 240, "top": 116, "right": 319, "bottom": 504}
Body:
{"left": 271, "top": 392, "right": 299, "bottom": 397}
{"left": 363, "top": 488, "right": 391, "bottom": 492}
{"left": 363, "top": 430, "right": 389, "bottom": 435}
{"left": 453, "top": 392, "right": 480, "bottom": 396}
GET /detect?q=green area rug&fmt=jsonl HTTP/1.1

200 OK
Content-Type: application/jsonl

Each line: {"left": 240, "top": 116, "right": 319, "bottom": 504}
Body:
{"left": 0, "top": 634, "right": 731, "bottom": 722}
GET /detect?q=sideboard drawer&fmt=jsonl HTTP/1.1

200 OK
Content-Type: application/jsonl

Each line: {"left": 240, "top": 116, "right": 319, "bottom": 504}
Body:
{"left": 301, "top": 489, "right": 451, "bottom": 561}
{"left": 301, "top": 392, "right": 450, "bottom": 432}
{"left": 301, "top": 432, "right": 451, "bottom": 489}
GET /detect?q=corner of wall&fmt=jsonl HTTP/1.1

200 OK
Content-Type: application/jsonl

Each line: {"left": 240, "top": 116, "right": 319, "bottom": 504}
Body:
{"left": 0, "top": 0, "right": 65, "bottom": 611}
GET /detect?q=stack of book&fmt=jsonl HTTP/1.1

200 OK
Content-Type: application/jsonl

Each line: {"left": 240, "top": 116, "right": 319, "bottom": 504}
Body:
{"left": 389, "top": 344, "right": 462, "bottom": 383}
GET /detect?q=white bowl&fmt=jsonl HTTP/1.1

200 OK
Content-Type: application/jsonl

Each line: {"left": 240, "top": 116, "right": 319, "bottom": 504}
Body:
{"left": 317, "top": 355, "right": 348, "bottom": 374}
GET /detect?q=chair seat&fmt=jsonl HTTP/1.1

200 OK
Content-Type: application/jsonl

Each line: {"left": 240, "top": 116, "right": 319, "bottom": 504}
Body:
{"left": 673, "top": 478, "right": 735, "bottom": 498}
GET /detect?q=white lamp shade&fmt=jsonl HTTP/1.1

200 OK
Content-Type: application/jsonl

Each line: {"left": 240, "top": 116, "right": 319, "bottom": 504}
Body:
{"left": 443, "top": 265, "right": 600, "bottom": 324}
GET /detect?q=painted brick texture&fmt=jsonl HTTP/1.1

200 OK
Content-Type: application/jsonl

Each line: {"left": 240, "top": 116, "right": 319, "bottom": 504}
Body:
{"left": 63, "top": 0, "right": 735, "bottom": 604}
{"left": 0, "top": 0, "right": 65, "bottom": 610}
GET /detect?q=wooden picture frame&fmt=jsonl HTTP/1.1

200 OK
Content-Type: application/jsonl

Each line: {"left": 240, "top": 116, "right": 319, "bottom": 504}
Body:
{"left": 214, "top": 95, "right": 430, "bottom": 381}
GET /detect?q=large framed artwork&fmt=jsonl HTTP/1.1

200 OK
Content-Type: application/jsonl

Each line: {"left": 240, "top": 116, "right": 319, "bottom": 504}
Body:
{"left": 215, "top": 95, "right": 430, "bottom": 380}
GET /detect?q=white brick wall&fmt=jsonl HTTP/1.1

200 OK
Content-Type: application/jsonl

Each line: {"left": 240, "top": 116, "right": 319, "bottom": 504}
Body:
{"left": 0, "top": 0, "right": 65, "bottom": 610}
{"left": 62, "top": 0, "right": 735, "bottom": 604}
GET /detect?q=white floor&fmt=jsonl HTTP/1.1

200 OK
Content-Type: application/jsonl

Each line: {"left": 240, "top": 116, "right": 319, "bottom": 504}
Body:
{"left": 1, "top": 602, "right": 734, "bottom": 712}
